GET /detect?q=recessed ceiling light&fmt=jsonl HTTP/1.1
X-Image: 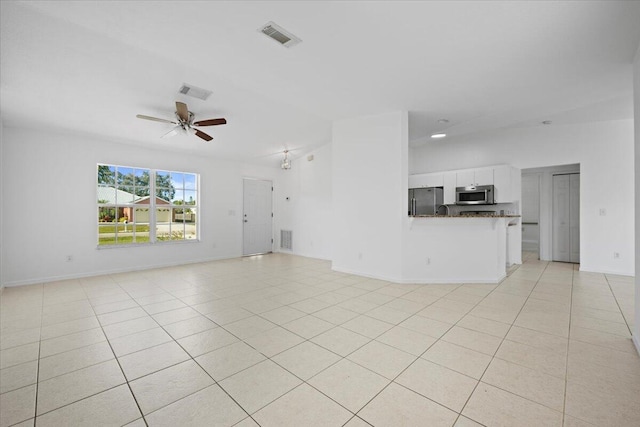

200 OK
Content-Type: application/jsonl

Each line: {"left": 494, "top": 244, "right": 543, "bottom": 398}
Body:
{"left": 431, "top": 133, "right": 447, "bottom": 139}
{"left": 542, "top": 120, "right": 552, "bottom": 125}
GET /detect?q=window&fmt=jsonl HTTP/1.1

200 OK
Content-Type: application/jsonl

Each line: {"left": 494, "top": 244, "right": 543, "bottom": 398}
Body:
{"left": 97, "top": 164, "right": 198, "bottom": 246}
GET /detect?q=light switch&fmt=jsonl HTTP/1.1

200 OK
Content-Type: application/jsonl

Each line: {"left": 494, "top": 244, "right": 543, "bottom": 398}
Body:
{"left": 599, "top": 208, "right": 606, "bottom": 216}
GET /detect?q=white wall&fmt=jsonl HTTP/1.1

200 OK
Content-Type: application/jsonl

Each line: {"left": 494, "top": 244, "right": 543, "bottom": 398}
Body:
{"left": 0, "top": 118, "right": 4, "bottom": 289}
{"left": 411, "top": 120, "right": 635, "bottom": 275}
{"left": 1, "top": 127, "right": 282, "bottom": 286}
{"left": 275, "top": 144, "right": 332, "bottom": 260}
{"left": 332, "top": 112, "right": 408, "bottom": 280}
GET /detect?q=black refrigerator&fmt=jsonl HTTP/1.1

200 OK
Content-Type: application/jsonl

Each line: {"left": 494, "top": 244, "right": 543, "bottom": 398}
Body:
{"left": 408, "top": 187, "right": 444, "bottom": 216}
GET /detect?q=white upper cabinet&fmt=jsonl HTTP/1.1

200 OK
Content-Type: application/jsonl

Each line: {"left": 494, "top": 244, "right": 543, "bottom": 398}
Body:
{"left": 455, "top": 170, "right": 475, "bottom": 187}
{"left": 408, "top": 172, "right": 443, "bottom": 188}
{"left": 493, "top": 166, "right": 511, "bottom": 202}
{"left": 410, "top": 165, "right": 520, "bottom": 204}
{"left": 492, "top": 165, "right": 520, "bottom": 202}
{"left": 456, "top": 168, "right": 494, "bottom": 187}
{"left": 474, "top": 169, "right": 494, "bottom": 186}
{"left": 443, "top": 172, "right": 457, "bottom": 204}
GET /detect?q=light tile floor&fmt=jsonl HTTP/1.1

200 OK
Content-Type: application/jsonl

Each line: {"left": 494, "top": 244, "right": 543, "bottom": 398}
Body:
{"left": 1, "top": 252, "right": 639, "bottom": 426}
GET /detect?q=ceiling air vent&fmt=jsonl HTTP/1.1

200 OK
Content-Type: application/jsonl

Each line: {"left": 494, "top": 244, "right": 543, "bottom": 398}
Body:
{"left": 258, "top": 21, "right": 302, "bottom": 48}
{"left": 178, "top": 83, "right": 212, "bottom": 101}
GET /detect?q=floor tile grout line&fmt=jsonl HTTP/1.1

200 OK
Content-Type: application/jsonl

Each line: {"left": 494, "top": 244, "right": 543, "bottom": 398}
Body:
{"left": 141, "top": 269, "right": 468, "bottom": 422}
{"left": 112, "top": 284, "right": 262, "bottom": 427}
{"left": 453, "top": 260, "right": 553, "bottom": 425}
{"left": 32, "top": 283, "right": 45, "bottom": 425}
{"left": 560, "top": 263, "right": 576, "bottom": 427}
{"left": 603, "top": 274, "right": 634, "bottom": 335}
{"left": 81, "top": 281, "right": 150, "bottom": 427}
{"left": 30, "top": 383, "right": 129, "bottom": 420}
{"left": 159, "top": 273, "right": 455, "bottom": 421}
{"left": 333, "top": 276, "right": 515, "bottom": 423}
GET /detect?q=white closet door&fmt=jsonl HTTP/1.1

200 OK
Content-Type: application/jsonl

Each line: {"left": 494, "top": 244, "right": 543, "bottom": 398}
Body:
{"left": 552, "top": 173, "right": 580, "bottom": 263}
{"left": 552, "top": 175, "right": 571, "bottom": 262}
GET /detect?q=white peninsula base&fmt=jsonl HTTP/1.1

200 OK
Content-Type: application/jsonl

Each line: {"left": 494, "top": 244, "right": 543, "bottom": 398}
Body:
{"left": 403, "top": 216, "right": 518, "bottom": 283}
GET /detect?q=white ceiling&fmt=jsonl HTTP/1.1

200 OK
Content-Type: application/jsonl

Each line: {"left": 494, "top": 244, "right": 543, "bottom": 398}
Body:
{"left": 2, "top": 1, "right": 640, "bottom": 167}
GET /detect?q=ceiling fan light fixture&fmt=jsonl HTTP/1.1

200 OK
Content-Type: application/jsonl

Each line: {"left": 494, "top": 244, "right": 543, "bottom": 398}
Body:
{"left": 281, "top": 150, "right": 291, "bottom": 170}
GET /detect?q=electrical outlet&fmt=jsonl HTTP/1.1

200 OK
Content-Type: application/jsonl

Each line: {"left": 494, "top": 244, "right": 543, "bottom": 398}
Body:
{"left": 66, "top": 255, "right": 73, "bottom": 262}
{"left": 614, "top": 252, "right": 620, "bottom": 259}
{"left": 599, "top": 208, "right": 606, "bottom": 216}
{"left": 426, "top": 257, "right": 431, "bottom": 265}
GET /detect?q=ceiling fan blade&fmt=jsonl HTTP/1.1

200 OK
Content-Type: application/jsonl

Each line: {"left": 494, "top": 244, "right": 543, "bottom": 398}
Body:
{"left": 193, "top": 118, "right": 227, "bottom": 127}
{"left": 136, "top": 114, "right": 177, "bottom": 125}
{"left": 193, "top": 128, "right": 213, "bottom": 142}
{"left": 176, "top": 101, "right": 189, "bottom": 122}
{"left": 161, "top": 126, "right": 181, "bottom": 139}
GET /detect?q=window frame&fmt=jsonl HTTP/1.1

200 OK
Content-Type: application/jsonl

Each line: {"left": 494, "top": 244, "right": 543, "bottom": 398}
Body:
{"left": 96, "top": 164, "right": 200, "bottom": 248}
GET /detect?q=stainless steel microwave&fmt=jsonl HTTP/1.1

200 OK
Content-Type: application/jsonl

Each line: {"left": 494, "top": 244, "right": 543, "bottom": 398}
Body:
{"left": 456, "top": 185, "right": 495, "bottom": 205}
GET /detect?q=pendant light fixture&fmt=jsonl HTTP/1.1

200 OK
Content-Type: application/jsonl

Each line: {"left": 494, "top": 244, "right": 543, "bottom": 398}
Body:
{"left": 281, "top": 150, "right": 291, "bottom": 170}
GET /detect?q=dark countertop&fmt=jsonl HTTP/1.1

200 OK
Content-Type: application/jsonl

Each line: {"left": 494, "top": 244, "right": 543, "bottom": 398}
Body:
{"left": 410, "top": 215, "right": 521, "bottom": 218}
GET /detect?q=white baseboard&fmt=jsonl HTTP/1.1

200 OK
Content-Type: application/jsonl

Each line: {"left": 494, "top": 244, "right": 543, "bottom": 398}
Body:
{"left": 331, "top": 265, "right": 505, "bottom": 284}
{"left": 578, "top": 266, "right": 635, "bottom": 277}
{"left": 331, "top": 265, "right": 399, "bottom": 283}
{"left": 1, "top": 254, "right": 241, "bottom": 287}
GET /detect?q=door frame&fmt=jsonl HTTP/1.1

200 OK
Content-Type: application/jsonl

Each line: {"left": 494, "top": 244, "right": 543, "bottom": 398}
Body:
{"left": 521, "top": 172, "right": 542, "bottom": 260}
{"left": 521, "top": 164, "right": 580, "bottom": 262}
{"left": 551, "top": 172, "right": 580, "bottom": 263}
{"left": 242, "top": 177, "right": 274, "bottom": 256}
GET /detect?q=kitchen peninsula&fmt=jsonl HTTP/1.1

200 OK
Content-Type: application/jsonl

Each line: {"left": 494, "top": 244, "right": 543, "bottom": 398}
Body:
{"left": 403, "top": 164, "right": 522, "bottom": 284}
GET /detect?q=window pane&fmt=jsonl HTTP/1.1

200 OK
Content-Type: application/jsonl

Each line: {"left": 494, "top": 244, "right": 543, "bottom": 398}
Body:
{"left": 186, "top": 208, "right": 197, "bottom": 240}
{"left": 156, "top": 207, "right": 172, "bottom": 241}
{"left": 184, "top": 173, "right": 197, "bottom": 190}
{"left": 184, "top": 190, "right": 196, "bottom": 206}
{"left": 98, "top": 224, "right": 117, "bottom": 245}
{"left": 172, "top": 189, "right": 185, "bottom": 204}
{"left": 156, "top": 187, "right": 174, "bottom": 202}
{"left": 135, "top": 169, "right": 150, "bottom": 186}
{"left": 171, "top": 208, "right": 186, "bottom": 240}
{"left": 131, "top": 224, "right": 150, "bottom": 244}
{"left": 156, "top": 170, "right": 171, "bottom": 188}
{"left": 98, "top": 207, "right": 117, "bottom": 223}
{"left": 117, "top": 186, "right": 136, "bottom": 204}
{"left": 171, "top": 172, "right": 184, "bottom": 189}
{"left": 98, "top": 165, "right": 116, "bottom": 185}
{"left": 97, "top": 185, "right": 116, "bottom": 204}
{"left": 134, "top": 186, "right": 150, "bottom": 201}
{"left": 132, "top": 207, "right": 150, "bottom": 223}
{"left": 118, "top": 167, "right": 135, "bottom": 186}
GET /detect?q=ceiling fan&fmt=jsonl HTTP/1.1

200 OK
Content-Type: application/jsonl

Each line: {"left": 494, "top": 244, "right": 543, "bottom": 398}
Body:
{"left": 136, "top": 101, "right": 227, "bottom": 142}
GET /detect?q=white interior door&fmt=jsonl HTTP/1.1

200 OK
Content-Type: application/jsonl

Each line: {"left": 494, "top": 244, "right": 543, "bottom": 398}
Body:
{"left": 243, "top": 179, "right": 273, "bottom": 256}
{"left": 552, "top": 174, "right": 580, "bottom": 263}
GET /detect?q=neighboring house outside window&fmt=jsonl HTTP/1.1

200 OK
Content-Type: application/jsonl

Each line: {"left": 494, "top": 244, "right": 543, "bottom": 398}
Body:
{"left": 97, "top": 164, "right": 198, "bottom": 246}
